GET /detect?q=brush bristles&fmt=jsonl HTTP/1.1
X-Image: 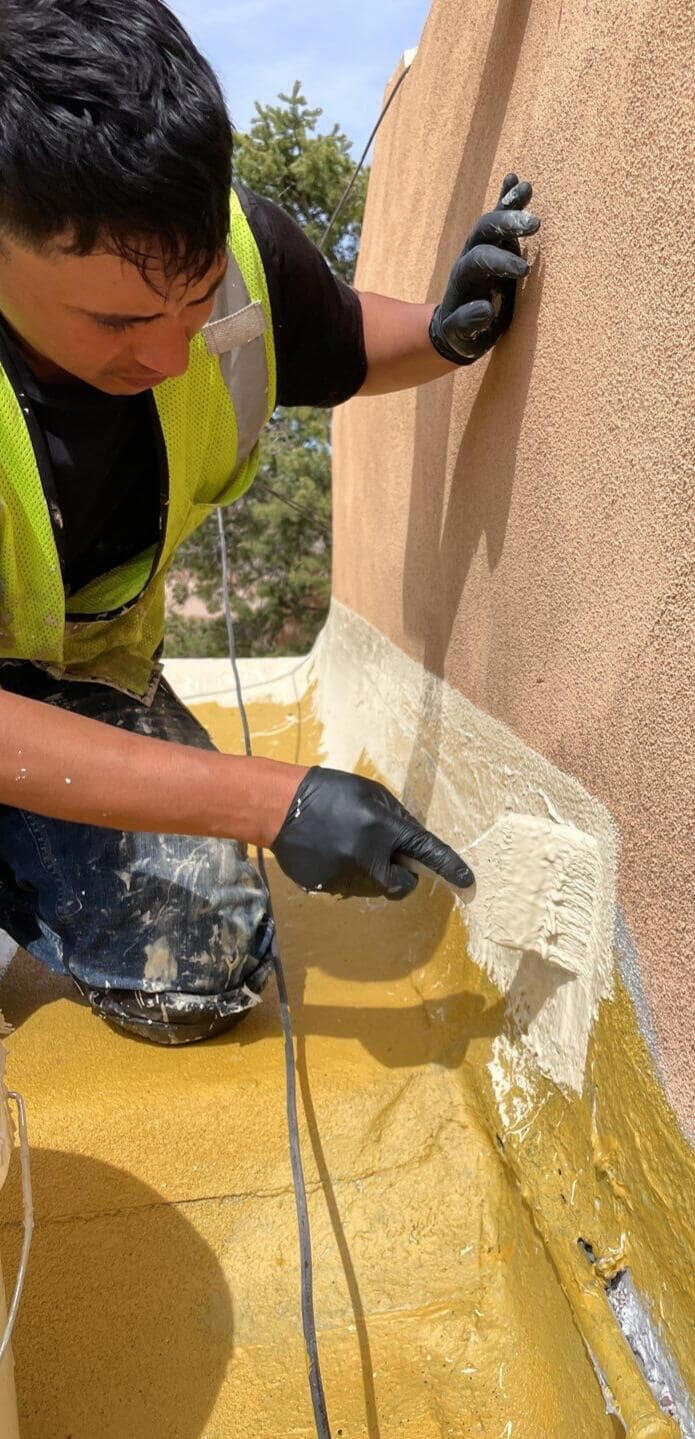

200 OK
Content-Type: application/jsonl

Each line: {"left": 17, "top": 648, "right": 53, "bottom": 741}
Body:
{"left": 481, "top": 815, "right": 601, "bottom": 978}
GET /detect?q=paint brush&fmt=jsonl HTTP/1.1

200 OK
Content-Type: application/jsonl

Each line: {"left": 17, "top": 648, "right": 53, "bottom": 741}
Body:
{"left": 398, "top": 812, "right": 601, "bottom": 980}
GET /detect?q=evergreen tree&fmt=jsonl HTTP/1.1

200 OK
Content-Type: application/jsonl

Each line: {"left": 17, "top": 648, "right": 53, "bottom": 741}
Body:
{"left": 164, "top": 84, "right": 368, "bottom": 658}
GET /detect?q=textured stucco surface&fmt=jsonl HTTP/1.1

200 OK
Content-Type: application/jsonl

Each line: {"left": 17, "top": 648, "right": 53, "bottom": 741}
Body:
{"left": 332, "top": 0, "right": 694, "bottom": 1130}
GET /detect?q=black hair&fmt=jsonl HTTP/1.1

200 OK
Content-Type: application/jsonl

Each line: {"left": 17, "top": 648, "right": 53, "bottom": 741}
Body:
{"left": 0, "top": 0, "right": 233, "bottom": 282}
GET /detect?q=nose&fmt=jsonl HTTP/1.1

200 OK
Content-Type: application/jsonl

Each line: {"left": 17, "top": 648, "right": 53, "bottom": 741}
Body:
{"left": 132, "top": 318, "right": 191, "bottom": 379}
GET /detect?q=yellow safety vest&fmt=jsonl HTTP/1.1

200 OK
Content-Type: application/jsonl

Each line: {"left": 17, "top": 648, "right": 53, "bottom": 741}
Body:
{"left": 0, "top": 188, "right": 276, "bottom": 699}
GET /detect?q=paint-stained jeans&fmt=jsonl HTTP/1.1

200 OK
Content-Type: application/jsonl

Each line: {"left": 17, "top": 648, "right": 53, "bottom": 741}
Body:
{"left": 0, "top": 665, "right": 273, "bottom": 1044}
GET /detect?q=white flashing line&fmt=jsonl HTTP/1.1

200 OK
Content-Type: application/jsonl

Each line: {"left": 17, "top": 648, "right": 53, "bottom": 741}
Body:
{"left": 169, "top": 602, "right": 621, "bottom": 1094}
{"left": 307, "top": 602, "right": 619, "bottom": 1094}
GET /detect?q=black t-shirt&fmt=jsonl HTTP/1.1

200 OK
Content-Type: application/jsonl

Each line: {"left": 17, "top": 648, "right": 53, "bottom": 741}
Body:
{"left": 0, "top": 184, "right": 367, "bottom": 597}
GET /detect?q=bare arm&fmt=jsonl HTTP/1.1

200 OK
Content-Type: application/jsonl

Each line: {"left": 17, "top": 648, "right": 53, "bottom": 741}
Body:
{"left": 356, "top": 292, "right": 457, "bottom": 395}
{"left": 0, "top": 689, "right": 306, "bottom": 849}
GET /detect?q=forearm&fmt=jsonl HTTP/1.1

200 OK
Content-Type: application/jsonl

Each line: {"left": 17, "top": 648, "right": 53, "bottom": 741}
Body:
{"left": 356, "top": 291, "right": 458, "bottom": 395}
{"left": 0, "top": 690, "right": 306, "bottom": 849}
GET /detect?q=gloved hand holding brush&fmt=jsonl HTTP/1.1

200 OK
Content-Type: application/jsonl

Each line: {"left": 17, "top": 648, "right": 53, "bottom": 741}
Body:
{"left": 429, "top": 171, "right": 540, "bottom": 364}
{"left": 272, "top": 765, "right": 474, "bottom": 901}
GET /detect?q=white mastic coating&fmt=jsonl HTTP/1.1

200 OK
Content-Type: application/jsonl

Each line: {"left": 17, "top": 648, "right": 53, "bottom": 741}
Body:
{"left": 163, "top": 654, "right": 307, "bottom": 707}
{"left": 166, "top": 603, "right": 619, "bottom": 1092}
{"left": 471, "top": 813, "right": 602, "bottom": 979}
{"left": 310, "top": 602, "right": 618, "bottom": 1091}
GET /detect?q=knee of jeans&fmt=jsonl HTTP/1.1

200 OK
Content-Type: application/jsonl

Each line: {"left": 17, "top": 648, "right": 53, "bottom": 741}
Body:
{"left": 82, "top": 955, "right": 273, "bottom": 1046}
{"left": 139, "top": 910, "right": 273, "bottom": 998}
{"left": 113, "top": 834, "right": 271, "bottom": 995}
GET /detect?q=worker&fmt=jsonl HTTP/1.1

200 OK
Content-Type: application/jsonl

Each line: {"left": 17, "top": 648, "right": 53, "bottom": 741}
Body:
{"left": 0, "top": 0, "right": 539, "bottom": 1045}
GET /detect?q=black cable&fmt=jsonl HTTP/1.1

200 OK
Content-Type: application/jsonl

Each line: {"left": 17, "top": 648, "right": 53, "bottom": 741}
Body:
{"left": 216, "top": 508, "right": 332, "bottom": 1439}
{"left": 257, "top": 849, "right": 331, "bottom": 1438}
{"left": 218, "top": 509, "right": 252, "bottom": 755}
{"left": 319, "top": 63, "right": 410, "bottom": 253}
{"left": 254, "top": 479, "right": 331, "bottom": 536}
{"left": 214, "top": 56, "right": 413, "bottom": 1439}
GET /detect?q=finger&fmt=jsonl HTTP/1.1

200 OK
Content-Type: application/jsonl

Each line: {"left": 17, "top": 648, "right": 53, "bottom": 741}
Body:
{"left": 497, "top": 172, "right": 519, "bottom": 205}
{"left": 499, "top": 179, "right": 533, "bottom": 210}
{"left": 322, "top": 869, "right": 384, "bottom": 899}
{"left": 328, "top": 855, "right": 418, "bottom": 901}
{"left": 493, "top": 282, "right": 517, "bottom": 339}
{"left": 467, "top": 209, "right": 540, "bottom": 248}
{"left": 396, "top": 824, "right": 476, "bottom": 892}
{"left": 461, "top": 244, "right": 529, "bottom": 281}
{"left": 442, "top": 299, "right": 495, "bottom": 344}
{"left": 382, "top": 862, "right": 419, "bottom": 902}
{"left": 367, "top": 847, "right": 419, "bottom": 900}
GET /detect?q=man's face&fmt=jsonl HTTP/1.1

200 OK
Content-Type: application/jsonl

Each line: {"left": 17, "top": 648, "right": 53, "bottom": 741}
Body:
{"left": 0, "top": 231, "right": 227, "bottom": 393}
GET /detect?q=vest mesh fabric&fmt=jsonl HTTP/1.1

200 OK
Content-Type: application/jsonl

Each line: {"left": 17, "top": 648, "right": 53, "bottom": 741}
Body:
{"left": 0, "top": 368, "right": 65, "bottom": 659}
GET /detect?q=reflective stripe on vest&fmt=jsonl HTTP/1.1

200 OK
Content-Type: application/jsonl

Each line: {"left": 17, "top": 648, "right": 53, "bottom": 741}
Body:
{"left": 0, "top": 188, "right": 276, "bottom": 698}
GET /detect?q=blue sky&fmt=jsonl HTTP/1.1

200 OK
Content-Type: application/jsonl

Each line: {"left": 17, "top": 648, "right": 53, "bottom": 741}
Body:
{"left": 169, "top": 0, "right": 431, "bottom": 158}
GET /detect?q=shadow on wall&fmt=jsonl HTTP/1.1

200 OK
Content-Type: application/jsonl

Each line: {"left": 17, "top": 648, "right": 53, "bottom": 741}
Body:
{"left": 428, "top": 0, "right": 534, "bottom": 283}
{"left": 392, "top": 246, "right": 544, "bottom": 977}
{"left": 0, "top": 1149, "right": 234, "bottom": 1439}
{"left": 402, "top": 261, "right": 545, "bottom": 816}
{"left": 401, "top": 0, "right": 543, "bottom": 828}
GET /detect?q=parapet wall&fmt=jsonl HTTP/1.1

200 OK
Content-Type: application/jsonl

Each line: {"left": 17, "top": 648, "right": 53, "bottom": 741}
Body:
{"left": 332, "top": 0, "right": 694, "bottom": 1133}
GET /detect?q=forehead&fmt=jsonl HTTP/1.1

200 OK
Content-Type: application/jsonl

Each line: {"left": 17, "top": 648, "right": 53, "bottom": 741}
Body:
{"left": 0, "top": 230, "right": 218, "bottom": 311}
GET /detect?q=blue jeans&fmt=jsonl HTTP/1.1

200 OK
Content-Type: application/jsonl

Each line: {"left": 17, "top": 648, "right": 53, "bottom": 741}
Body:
{"left": 0, "top": 665, "right": 273, "bottom": 1044}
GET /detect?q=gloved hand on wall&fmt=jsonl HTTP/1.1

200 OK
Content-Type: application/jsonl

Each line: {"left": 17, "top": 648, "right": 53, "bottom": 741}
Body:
{"left": 429, "top": 172, "right": 540, "bottom": 365}
{"left": 271, "top": 765, "right": 475, "bottom": 900}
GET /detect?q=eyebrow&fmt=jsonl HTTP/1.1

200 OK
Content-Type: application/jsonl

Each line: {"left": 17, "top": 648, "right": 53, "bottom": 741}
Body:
{"left": 71, "top": 260, "right": 228, "bottom": 325}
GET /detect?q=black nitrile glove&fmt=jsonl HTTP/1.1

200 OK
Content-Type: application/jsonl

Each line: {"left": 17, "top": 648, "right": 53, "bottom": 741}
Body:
{"left": 429, "top": 172, "right": 540, "bottom": 365}
{"left": 271, "top": 765, "right": 475, "bottom": 901}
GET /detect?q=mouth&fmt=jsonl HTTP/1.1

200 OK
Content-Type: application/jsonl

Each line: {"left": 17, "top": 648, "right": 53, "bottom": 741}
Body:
{"left": 114, "top": 370, "right": 168, "bottom": 388}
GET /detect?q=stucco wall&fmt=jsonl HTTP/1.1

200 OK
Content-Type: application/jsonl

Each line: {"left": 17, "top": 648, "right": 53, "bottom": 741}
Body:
{"left": 332, "top": 0, "right": 694, "bottom": 1130}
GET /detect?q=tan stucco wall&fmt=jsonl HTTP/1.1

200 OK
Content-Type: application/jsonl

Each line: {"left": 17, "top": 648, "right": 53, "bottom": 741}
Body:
{"left": 332, "top": 0, "right": 694, "bottom": 1131}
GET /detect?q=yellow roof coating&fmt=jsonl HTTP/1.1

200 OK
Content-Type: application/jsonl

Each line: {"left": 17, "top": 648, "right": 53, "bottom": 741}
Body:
{"left": 0, "top": 683, "right": 691, "bottom": 1437}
